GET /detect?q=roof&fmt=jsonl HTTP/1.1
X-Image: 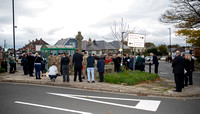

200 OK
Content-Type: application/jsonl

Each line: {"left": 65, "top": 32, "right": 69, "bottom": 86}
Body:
{"left": 96, "top": 40, "right": 116, "bottom": 50}
{"left": 82, "top": 41, "right": 102, "bottom": 51}
{"left": 55, "top": 38, "right": 76, "bottom": 45}
{"left": 108, "top": 41, "right": 130, "bottom": 49}
{"left": 41, "top": 45, "right": 75, "bottom": 50}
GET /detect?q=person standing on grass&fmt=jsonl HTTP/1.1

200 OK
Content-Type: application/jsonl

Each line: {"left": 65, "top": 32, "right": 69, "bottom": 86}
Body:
{"left": 97, "top": 55, "right": 105, "bottom": 82}
{"left": 61, "top": 52, "right": 70, "bottom": 82}
{"left": 87, "top": 53, "right": 95, "bottom": 83}
{"left": 135, "top": 53, "right": 142, "bottom": 71}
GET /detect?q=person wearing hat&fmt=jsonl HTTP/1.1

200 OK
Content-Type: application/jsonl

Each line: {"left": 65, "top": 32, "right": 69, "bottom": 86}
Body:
{"left": 8, "top": 52, "right": 15, "bottom": 73}
{"left": 47, "top": 53, "right": 55, "bottom": 67}
{"left": 73, "top": 49, "right": 83, "bottom": 82}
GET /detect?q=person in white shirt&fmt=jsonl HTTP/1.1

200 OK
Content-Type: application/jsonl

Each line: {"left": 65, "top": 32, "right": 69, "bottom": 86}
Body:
{"left": 48, "top": 62, "right": 58, "bottom": 82}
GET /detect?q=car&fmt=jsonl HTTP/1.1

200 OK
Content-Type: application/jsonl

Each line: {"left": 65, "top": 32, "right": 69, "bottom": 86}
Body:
{"left": 145, "top": 56, "right": 152, "bottom": 61}
{"left": 160, "top": 56, "right": 166, "bottom": 61}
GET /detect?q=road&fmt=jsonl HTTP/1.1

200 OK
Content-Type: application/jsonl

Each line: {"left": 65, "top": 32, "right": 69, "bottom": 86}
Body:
{"left": 145, "top": 61, "right": 200, "bottom": 86}
{"left": 1, "top": 83, "right": 200, "bottom": 114}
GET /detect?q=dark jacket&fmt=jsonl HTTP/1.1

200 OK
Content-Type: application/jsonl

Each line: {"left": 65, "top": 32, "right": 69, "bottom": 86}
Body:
{"left": 34, "top": 57, "right": 43, "bottom": 64}
{"left": 129, "top": 58, "right": 134, "bottom": 69}
{"left": 61, "top": 56, "right": 70, "bottom": 65}
{"left": 21, "top": 56, "right": 28, "bottom": 66}
{"left": 172, "top": 55, "right": 184, "bottom": 74}
{"left": 87, "top": 56, "right": 95, "bottom": 67}
{"left": 97, "top": 58, "right": 105, "bottom": 73}
{"left": 27, "top": 55, "right": 34, "bottom": 65}
{"left": 184, "top": 58, "right": 194, "bottom": 72}
{"left": 73, "top": 53, "right": 83, "bottom": 68}
{"left": 153, "top": 55, "right": 159, "bottom": 65}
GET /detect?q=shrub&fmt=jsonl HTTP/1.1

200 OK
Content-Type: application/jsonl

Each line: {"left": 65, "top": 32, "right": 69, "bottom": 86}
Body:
{"left": 104, "top": 71, "right": 159, "bottom": 86}
{"left": 0, "top": 68, "right": 6, "bottom": 73}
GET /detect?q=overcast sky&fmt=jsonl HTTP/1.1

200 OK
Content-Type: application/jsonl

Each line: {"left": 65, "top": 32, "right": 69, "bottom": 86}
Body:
{"left": 0, "top": 0, "right": 187, "bottom": 49}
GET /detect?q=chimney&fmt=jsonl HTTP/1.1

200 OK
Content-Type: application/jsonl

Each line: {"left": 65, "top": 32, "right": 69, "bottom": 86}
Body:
{"left": 88, "top": 38, "right": 92, "bottom": 44}
{"left": 93, "top": 39, "right": 96, "bottom": 45}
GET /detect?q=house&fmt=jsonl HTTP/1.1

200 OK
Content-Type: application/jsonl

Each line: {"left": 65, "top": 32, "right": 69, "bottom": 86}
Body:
{"left": 96, "top": 40, "right": 117, "bottom": 55}
{"left": 22, "top": 38, "right": 49, "bottom": 53}
{"left": 82, "top": 39, "right": 102, "bottom": 55}
{"left": 108, "top": 41, "right": 131, "bottom": 54}
{"left": 55, "top": 38, "right": 78, "bottom": 48}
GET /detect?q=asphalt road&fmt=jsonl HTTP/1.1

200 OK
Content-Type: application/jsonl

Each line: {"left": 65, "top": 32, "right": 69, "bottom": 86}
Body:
{"left": 1, "top": 83, "right": 200, "bottom": 114}
{"left": 145, "top": 61, "right": 200, "bottom": 86}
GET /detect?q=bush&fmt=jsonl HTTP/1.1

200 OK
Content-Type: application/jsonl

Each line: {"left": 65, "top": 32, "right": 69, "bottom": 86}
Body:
{"left": 104, "top": 71, "right": 159, "bottom": 86}
{"left": 0, "top": 68, "right": 6, "bottom": 73}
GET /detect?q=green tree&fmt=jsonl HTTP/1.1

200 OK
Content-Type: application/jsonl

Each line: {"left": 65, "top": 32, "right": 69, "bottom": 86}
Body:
{"left": 158, "top": 45, "right": 168, "bottom": 56}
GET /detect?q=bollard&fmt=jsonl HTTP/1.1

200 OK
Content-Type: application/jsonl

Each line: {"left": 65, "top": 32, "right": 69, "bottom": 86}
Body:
{"left": 149, "top": 63, "right": 151, "bottom": 73}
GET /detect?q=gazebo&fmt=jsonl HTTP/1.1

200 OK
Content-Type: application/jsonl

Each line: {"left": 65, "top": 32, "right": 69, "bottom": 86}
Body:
{"left": 40, "top": 45, "right": 75, "bottom": 60}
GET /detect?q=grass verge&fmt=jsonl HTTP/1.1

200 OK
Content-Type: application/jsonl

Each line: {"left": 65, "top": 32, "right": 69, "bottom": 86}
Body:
{"left": 104, "top": 71, "right": 160, "bottom": 86}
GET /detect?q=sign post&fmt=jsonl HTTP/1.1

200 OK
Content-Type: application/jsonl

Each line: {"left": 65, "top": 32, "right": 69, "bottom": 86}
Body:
{"left": 127, "top": 33, "right": 145, "bottom": 71}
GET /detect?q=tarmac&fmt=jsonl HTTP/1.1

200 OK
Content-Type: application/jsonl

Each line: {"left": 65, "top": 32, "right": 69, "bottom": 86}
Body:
{"left": 1, "top": 67, "right": 200, "bottom": 98}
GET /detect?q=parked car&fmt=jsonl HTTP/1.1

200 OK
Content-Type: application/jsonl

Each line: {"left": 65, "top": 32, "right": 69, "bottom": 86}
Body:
{"left": 145, "top": 56, "right": 152, "bottom": 61}
{"left": 160, "top": 56, "right": 166, "bottom": 61}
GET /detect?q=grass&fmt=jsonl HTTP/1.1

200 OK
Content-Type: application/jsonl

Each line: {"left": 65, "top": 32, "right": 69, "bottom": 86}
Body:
{"left": 104, "top": 71, "right": 160, "bottom": 86}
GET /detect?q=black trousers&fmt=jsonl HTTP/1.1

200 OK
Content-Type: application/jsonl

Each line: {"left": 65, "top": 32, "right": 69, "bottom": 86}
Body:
{"left": 174, "top": 73, "right": 184, "bottom": 92}
{"left": 62, "top": 65, "right": 69, "bottom": 82}
{"left": 74, "top": 67, "right": 82, "bottom": 82}
{"left": 9, "top": 63, "right": 15, "bottom": 73}
{"left": 155, "top": 64, "right": 158, "bottom": 74}
{"left": 28, "top": 65, "right": 34, "bottom": 76}
{"left": 23, "top": 65, "right": 29, "bottom": 75}
{"left": 99, "top": 72, "right": 104, "bottom": 82}
{"left": 185, "top": 71, "right": 193, "bottom": 85}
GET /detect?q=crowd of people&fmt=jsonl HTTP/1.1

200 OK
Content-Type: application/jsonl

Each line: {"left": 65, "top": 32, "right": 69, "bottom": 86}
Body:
{"left": 172, "top": 51, "right": 194, "bottom": 92}
{"left": 8, "top": 49, "right": 194, "bottom": 91}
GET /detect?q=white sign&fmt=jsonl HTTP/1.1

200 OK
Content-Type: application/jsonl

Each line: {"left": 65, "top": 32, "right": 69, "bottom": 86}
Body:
{"left": 128, "top": 33, "right": 145, "bottom": 47}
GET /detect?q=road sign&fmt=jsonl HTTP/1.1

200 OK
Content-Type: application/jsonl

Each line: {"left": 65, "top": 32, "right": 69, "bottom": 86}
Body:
{"left": 128, "top": 33, "right": 145, "bottom": 47}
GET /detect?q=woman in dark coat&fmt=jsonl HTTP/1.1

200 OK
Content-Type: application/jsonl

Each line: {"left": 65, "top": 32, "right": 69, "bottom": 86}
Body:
{"left": 21, "top": 53, "right": 29, "bottom": 75}
{"left": 184, "top": 54, "right": 194, "bottom": 86}
{"left": 115, "top": 54, "right": 122, "bottom": 72}
{"left": 34, "top": 53, "right": 43, "bottom": 79}
{"left": 97, "top": 55, "right": 105, "bottom": 82}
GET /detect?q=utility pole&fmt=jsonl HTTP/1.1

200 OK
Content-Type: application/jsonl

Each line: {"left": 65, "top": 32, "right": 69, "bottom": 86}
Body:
{"left": 168, "top": 28, "right": 171, "bottom": 55}
{"left": 12, "top": 0, "right": 16, "bottom": 59}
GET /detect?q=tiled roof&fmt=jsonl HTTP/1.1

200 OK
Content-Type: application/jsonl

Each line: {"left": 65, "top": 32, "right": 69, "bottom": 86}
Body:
{"left": 108, "top": 41, "right": 130, "bottom": 49}
{"left": 82, "top": 40, "right": 102, "bottom": 51}
{"left": 96, "top": 40, "right": 116, "bottom": 50}
{"left": 55, "top": 38, "right": 69, "bottom": 45}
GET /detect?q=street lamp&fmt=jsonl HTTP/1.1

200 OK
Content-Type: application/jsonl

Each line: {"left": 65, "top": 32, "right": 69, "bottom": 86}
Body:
{"left": 12, "top": 0, "right": 16, "bottom": 59}
{"left": 168, "top": 28, "right": 171, "bottom": 55}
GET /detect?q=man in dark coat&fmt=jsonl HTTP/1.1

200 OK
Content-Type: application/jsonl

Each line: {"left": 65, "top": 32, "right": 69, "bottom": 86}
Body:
{"left": 150, "top": 53, "right": 159, "bottom": 74}
{"left": 27, "top": 52, "right": 34, "bottom": 76}
{"left": 97, "top": 55, "right": 105, "bottom": 82}
{"left": 172, "top": 51, "right": 184, "bottom": 92}
{"left": 73, "top": 49, "right": 83, "bottom": 82}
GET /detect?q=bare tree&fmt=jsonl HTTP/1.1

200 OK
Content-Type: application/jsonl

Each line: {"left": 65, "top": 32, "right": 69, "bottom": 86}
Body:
{"left": 110, "top": 18, "right": 135, "bottom": 42}
{"left": 159, "top": 0, "right": 200, "bottom": 28}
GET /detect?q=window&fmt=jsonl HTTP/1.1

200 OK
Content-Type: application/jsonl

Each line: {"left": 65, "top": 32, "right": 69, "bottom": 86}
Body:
{"left": 70, "top": 42, "right": 75, "bottom": 48}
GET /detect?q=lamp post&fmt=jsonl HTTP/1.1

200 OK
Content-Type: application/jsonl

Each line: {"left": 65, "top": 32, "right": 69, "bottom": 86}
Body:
{"left": 168, "top": 28, "right": 171, "bottom": 55}
{"left": 12, "top": 0, "right": 16, "bottom": 59}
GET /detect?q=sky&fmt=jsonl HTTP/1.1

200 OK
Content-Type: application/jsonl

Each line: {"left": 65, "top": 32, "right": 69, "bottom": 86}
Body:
{"left": 0, "top": 0, "right": 187, "bottom": 49}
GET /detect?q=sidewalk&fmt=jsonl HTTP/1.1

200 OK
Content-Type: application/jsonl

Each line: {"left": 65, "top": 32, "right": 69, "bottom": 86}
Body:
{"left": 0, "top": 69, "right": 200, "bottom": 97}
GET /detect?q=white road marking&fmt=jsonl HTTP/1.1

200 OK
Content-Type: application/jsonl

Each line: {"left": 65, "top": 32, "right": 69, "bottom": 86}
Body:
{"left": 14, "top": 101, "right": 92, "bottom": 114}
{"left": 47, "top": 92, "right": 161, "bottom": 112}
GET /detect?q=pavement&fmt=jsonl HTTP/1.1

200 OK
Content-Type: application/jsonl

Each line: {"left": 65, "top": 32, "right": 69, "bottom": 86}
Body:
{"left": 0, "top": 67, "right": 200, "bottom": 98}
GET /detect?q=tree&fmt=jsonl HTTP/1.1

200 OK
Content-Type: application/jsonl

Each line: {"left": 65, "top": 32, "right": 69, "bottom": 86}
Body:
{"left": 110, "top": 18, "right": 135, "bottom": 42}
{"left": 158, "top": 45, "right": 168, "bottom": 56}
{"left": 177, "top": 29, "right": 200, "bottom": 46}
{"left": 159, "top": 0, "right": 200, "bottom": 46}
{"left": 159, "top": 0, "right": 200, "bottom": 28}
{"left": 145, "top": 42, "right": 156, "bottom": 49}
